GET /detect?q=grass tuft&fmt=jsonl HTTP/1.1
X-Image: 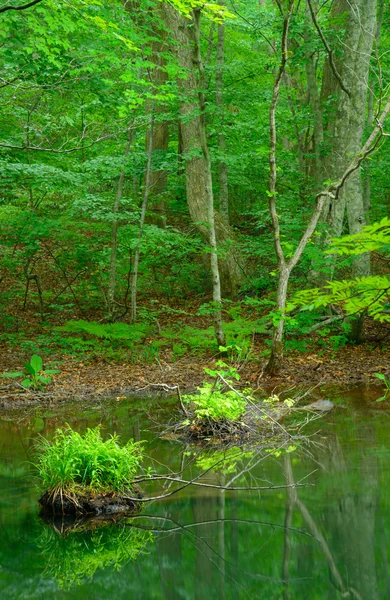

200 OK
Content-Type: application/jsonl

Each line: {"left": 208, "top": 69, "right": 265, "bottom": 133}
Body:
{"left": 35, "top": 425, "right": 143, "bottom": 495}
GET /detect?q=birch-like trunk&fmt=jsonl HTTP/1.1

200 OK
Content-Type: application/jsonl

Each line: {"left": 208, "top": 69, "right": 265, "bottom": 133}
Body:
{"left": 193, "top": 9, "right": 225, "bottom": 346}
{"left": 130, "top": 116, "right": 154, "bottom": 323}
{"left": 107, "top": 123, "right": 134, "bottom": 320}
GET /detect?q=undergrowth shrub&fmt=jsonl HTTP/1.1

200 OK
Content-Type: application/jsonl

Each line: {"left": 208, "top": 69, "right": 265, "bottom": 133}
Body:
{"left": 183, "top": 383, "right": 247, "bottom": 422}
{"left": 58, "top": 320, "right": 151, "bottom": 342}
{"left": 182, "top": 363, "right": 248, "bottom": 423}
{"left": 35, "top": 426, "right": 143, "bottom": 493}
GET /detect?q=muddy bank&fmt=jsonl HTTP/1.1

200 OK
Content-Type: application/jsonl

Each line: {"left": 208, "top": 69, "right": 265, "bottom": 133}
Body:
{"left": 0, "top": 343, "right": 388, "bottom": 410}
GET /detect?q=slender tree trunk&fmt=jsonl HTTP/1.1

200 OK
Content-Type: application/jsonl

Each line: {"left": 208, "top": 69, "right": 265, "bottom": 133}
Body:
{"left": 266, "top": 266, "right": 289, "bottom": 375}
{"left": 160, "top": 2, "right": 244, "bottom": 297}
{"left": 107, "top": 123, "right": 134, "bottom": 320}
{"left": 131, "top": 116, "right": 154, "bottom": 323}
{"left": 147, "top": 6, "right": 169, "bottom": 228}
{"left": 265, "top": 3, "right": 295, "bottom": 375}
{"left": 216, "top": 2, "right": 229, "bottom": 224}
{"left": 193, "top": 8, "right": 225, "bottom": 346}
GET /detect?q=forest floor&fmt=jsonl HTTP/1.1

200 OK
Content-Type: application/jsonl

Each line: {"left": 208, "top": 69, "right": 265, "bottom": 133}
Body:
{"left": 0, "top": 319, "right": 389, "bottom": 409}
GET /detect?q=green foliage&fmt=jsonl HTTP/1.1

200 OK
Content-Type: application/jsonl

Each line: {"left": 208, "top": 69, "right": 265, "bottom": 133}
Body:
{"left": 38, "top": 522, "right": 152, "bottom": 589}
{"left": 59, "top": 320, "right": 151, "bottom": 342}
{"left": 160, "top": 316, "right": 266, "bottom": 357}
{"left": 183, "top": 383, "right": 247, "bottom": 422}
{"left": 183, "top": 363, "right": 248, "bottom": 422}
{"left": 35, "top": 426, "right": 143, "bottom": 493}
{"left": 290, "top": 219, "right": 390, "bottom": 323}
{"left": 1, "top": 354, "right": 59, "bottom": 390}
{"left": 328, "top": 218, "right": 390, "bottom": 255}
{"left": 375, "top": 373, "right": 390, "bottom": 403}
{"left": 195, "top": 446, "right": 254, "bottom": 475}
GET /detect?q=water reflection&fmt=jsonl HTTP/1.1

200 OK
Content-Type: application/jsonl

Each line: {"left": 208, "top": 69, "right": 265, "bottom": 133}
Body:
{"left": 0, "top": 398, "right": 389, "bottom": 599}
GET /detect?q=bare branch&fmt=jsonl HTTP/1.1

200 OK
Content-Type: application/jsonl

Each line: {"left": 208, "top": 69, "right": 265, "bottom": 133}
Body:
{"left": 306, "top": 0, "right": 351, "bottom": 97}
{"left": 0, "top": 0, "right": 43, "bottom": 14}
{"left": 0, "top": 133, "right": 117, "bottom": 153}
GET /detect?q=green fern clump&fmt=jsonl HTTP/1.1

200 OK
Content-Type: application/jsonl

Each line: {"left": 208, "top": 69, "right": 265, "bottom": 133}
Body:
{"left": 36, "top": 426, "right": 143, "bottom": 495}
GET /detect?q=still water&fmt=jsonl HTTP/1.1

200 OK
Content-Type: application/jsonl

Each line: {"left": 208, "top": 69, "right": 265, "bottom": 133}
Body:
{"left": 0, "top": 391, "right": 389, "bottom": 599}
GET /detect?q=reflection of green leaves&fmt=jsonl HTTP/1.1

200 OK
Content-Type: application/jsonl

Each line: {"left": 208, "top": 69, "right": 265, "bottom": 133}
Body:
{"left": 195, "top": 447, "right": 254, "bottom": 475}
{"left": 38, "top": 522, "right": 152, "bottom": 589}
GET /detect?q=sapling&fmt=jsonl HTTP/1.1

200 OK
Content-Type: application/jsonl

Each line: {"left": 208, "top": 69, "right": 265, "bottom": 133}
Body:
{"left": 1, "top": 354, "right": 59, "bottom": 390}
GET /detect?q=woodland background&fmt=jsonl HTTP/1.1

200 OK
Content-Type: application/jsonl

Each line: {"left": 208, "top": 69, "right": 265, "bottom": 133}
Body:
{"left": 0, "top": 0, "right": 389, "bottom": 385}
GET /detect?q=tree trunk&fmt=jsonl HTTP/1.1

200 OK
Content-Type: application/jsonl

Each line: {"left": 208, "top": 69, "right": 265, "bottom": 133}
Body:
{"left": 309, "top": 0, "right": 377, "bottom": 340}
{"left": 363, "top": 0, "right": 384, "bottom": 219}
{"left": 146, "top": 7, "right": 169, "bottom": 228}
{"left": 131, "top": 116, "right": 154, "bottom": 323}
{"left": 266, "top": 266, "right": 289, "bottom": 375}
{"left": 160, "top": 2, "right": 244, "bottom": 297}
{"left": 107, "top": 123, "right": 134, "bottom": 320}
{"left": 216, "top": 2, "right": 229, "bottom": 224}
{"left": 193, "top": 8, "right": 225, "bottom": 346}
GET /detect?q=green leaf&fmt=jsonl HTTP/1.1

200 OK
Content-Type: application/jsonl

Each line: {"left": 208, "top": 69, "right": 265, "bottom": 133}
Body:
{"left": 24, "top": 363, "right": 36, "bottom": 376}
{"left": 1, "top": 372, "right": 25, "bottom": 378}
{"left": 375, "top": 373, "right": 386, "bottom": 381}
{"left": 30, "top": 355, "right": 43, "bottom": 373}
{"left": 21, "top": 379, "right": 32, "bottom": 388}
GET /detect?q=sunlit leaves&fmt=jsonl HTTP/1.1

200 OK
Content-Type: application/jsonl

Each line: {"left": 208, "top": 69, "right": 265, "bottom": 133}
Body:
{"left": 164, "top": 0, "right": 235, "bottom": 21}
{"left": 328, "top": 217, "right": 390, "bottom": 255}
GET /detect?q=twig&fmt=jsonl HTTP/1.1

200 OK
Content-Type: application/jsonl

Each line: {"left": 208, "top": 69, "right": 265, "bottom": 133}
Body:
{"left": 306, "top": 0, "right": 350, "bottom": 97}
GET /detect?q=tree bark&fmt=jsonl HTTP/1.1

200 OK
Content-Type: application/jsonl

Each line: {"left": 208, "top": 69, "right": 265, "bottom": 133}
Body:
{"left": 160, "top": 2, "right": 244, "bottom": 297}
{"left": 146, "top": 6, "right": 169, "bottom": 228}
{"left": 216, "top": 2, "right": 229, "bottom": 224}
{"left": 193, "top": 8, "right": 225, "bottom": 346}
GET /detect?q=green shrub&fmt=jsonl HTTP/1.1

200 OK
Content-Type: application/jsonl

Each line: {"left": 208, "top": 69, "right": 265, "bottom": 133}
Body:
{"left": 183, "top": 383, "right": 247, "bottom": 422}
{"left": 183, "top": 363, "right": 248, "bottom": 422}
{"left": 35, "top": 426, "right": 143, "bottom": 494}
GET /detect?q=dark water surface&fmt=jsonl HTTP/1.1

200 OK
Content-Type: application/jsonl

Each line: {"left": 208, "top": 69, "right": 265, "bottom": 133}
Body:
{"left": 0, "top": 390, "right": 389, "bottom": 600}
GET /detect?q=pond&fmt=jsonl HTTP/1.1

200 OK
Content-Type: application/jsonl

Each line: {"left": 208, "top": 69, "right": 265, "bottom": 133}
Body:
{"left": 0, "top": 389, "right": 389, "bottom": 600}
